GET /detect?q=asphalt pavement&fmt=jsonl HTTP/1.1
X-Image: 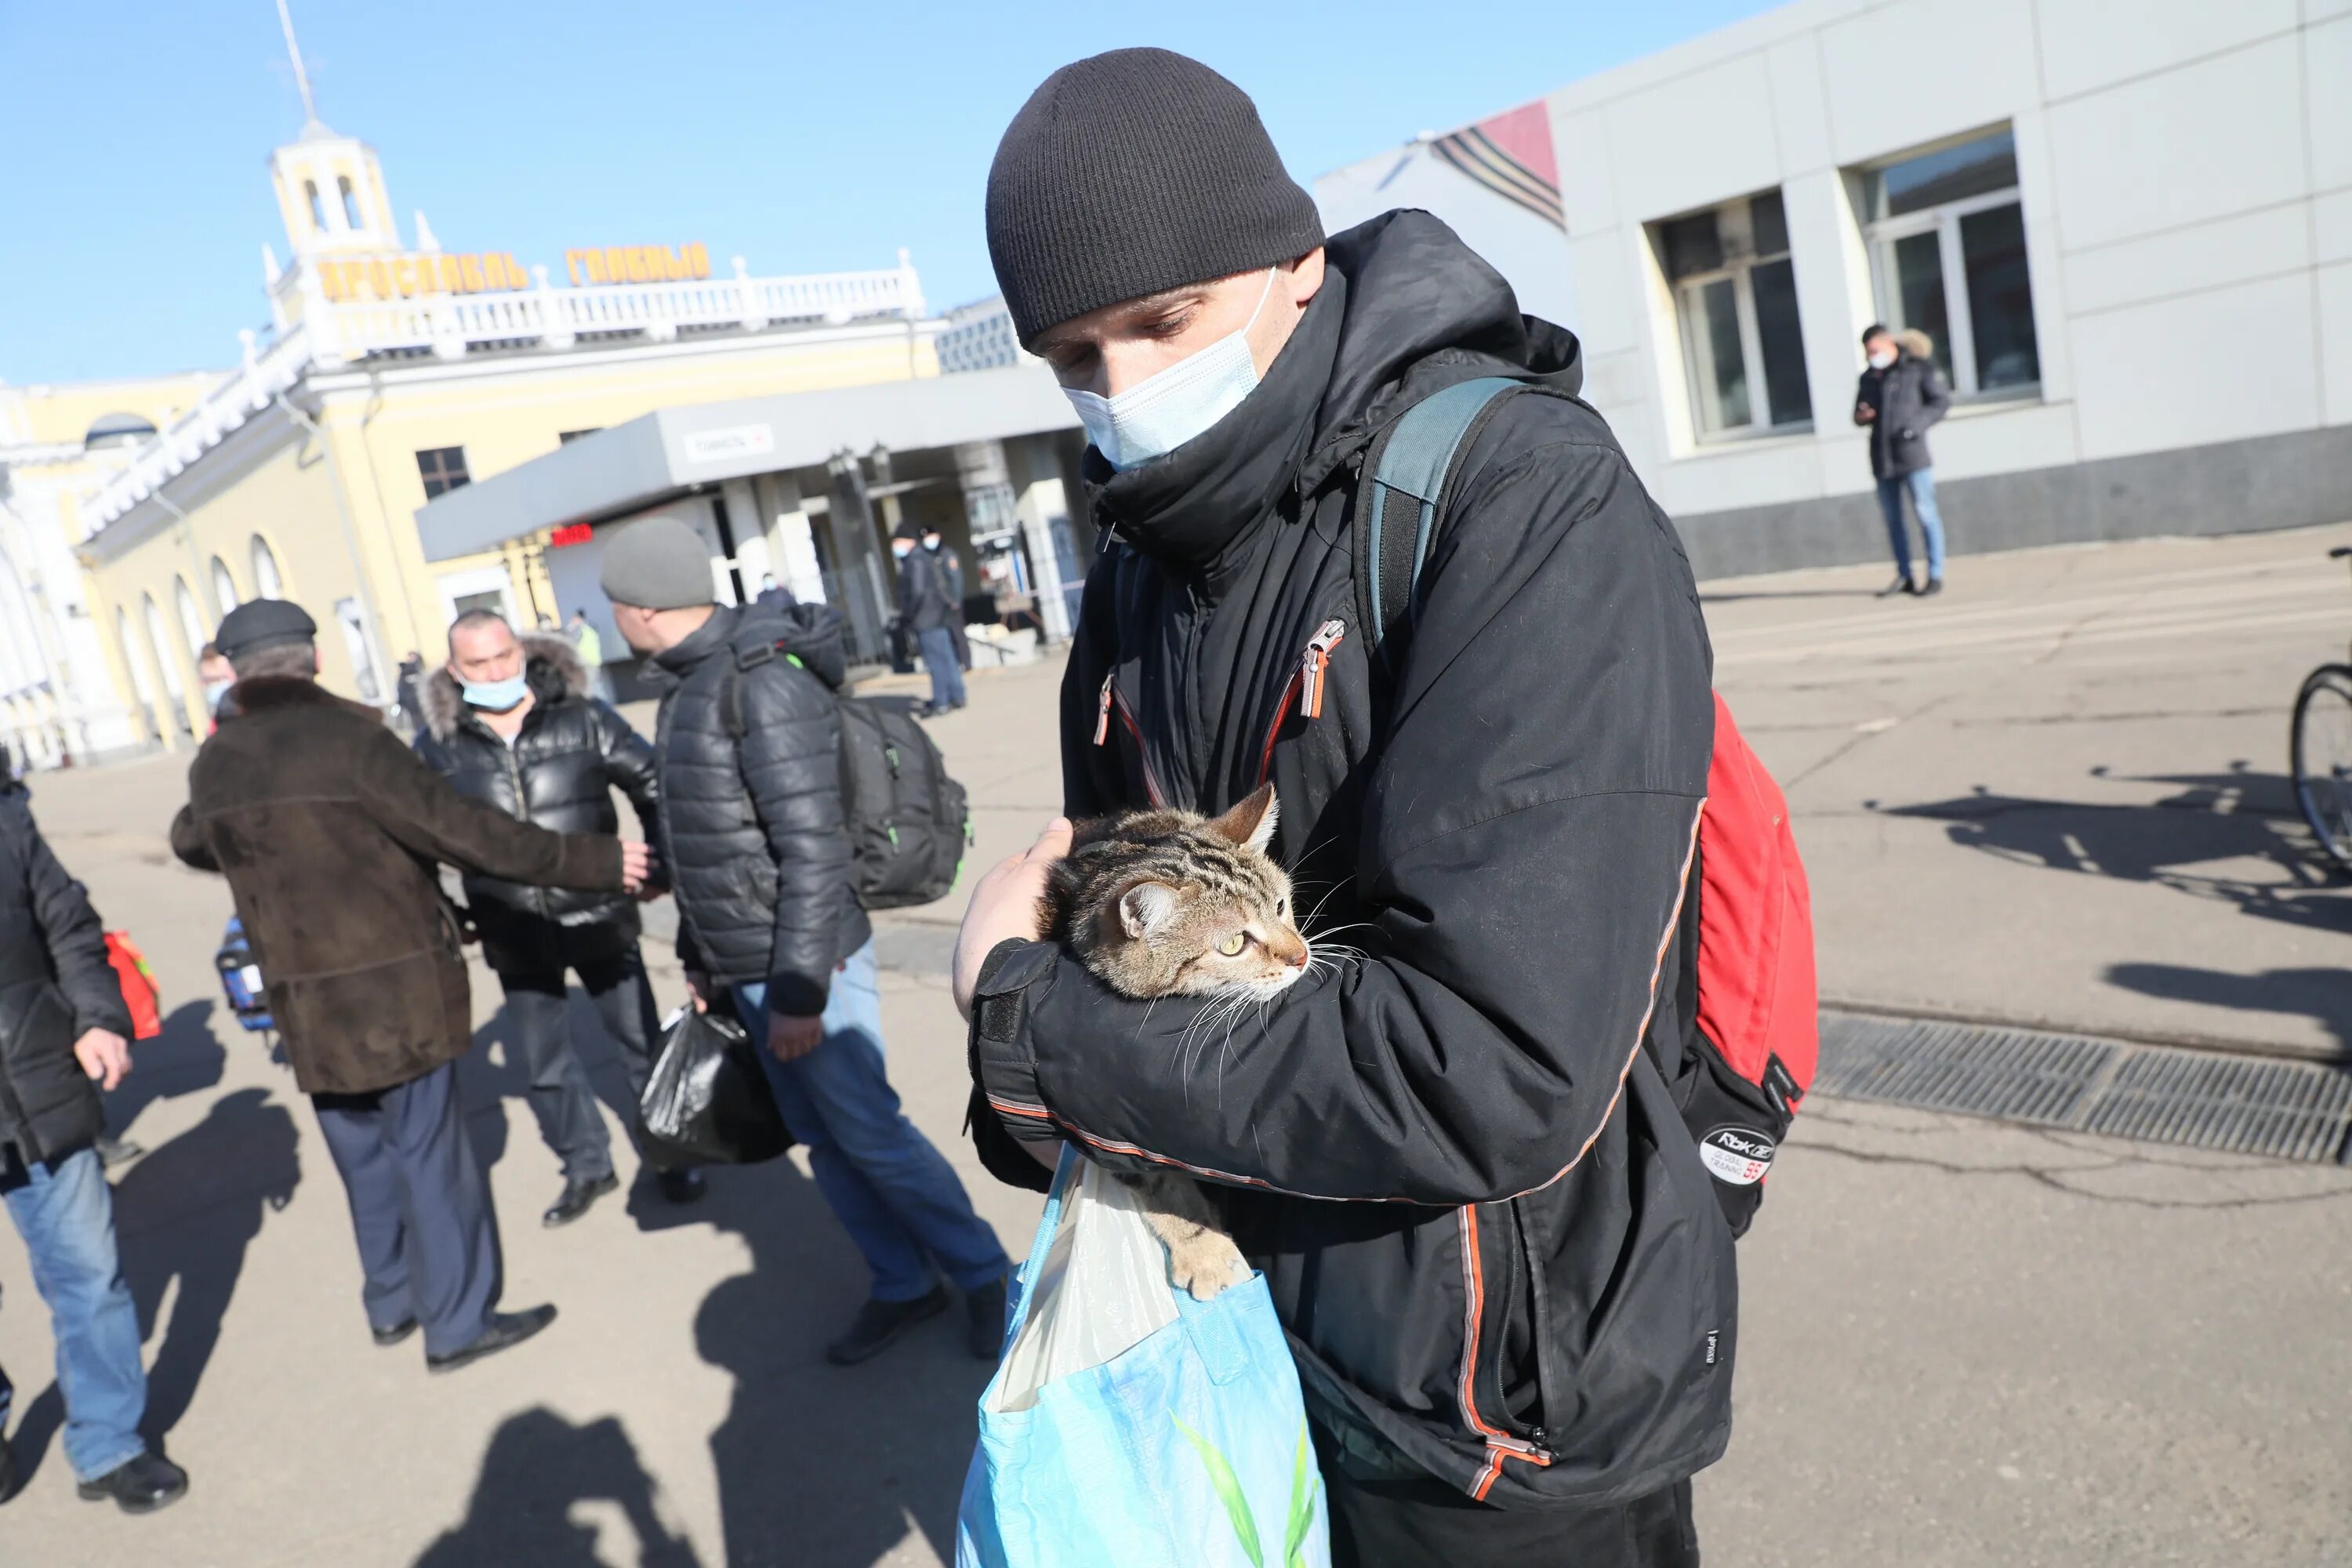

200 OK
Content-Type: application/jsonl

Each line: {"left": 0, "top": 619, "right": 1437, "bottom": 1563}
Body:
{"left": 0, "top": 525, "right": 2346, "bottom": 1566}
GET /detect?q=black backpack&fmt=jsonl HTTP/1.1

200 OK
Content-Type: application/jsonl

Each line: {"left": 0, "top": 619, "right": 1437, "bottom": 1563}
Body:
{"left": 721, "top": 652, "right": 971, "bottom": 911}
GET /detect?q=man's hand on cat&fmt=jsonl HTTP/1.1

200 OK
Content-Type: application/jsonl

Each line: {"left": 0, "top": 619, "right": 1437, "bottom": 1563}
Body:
{"left": 953, "top": 815, "right": 1074, "bottom": 1021}
{"left": 768, "top": 1011, "right": 824, "bottom": 1062}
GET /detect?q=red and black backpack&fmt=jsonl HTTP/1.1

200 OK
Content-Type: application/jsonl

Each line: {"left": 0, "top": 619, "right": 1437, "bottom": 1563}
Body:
{"left": 1354, "top": 376, "right": 1818, "bottom": 1235}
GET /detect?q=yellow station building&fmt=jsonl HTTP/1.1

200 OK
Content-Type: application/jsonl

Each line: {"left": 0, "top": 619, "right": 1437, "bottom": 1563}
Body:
{"left": 0, "top": 96, "right": 977, "bottom": 762}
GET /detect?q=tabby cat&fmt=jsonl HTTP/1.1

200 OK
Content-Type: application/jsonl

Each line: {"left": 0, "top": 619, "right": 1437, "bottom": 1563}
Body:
{"left": 1036, "top": 782, "right": 1310, "bottom": 1301}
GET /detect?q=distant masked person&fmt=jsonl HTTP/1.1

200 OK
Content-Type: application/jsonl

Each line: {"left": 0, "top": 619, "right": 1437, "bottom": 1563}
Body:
{"left": 893, "top": 524, "right": 966, "bottom": 717}
{"left": 754, "top": 573, "right": 797, "bottom": 612}
{"left": 1854, "top": 324, "right": 1951, "bottom": 597}
{"left": 198, "top": 643, "right": 238, "bottom": 731}
{"left": 416, "top": 611, "right": 699, "bottom": 1223}
{"left": 394, "top": 652, "right": 426, "bottom": 735}
{"left": 0, "top": 791, "right": 187, "bottom": 1513}
{"left": 924, "top": 528, "right": 973, "bottom": 673}
{"left": 172, "top": 600, "right": 651, "bottom": 1374}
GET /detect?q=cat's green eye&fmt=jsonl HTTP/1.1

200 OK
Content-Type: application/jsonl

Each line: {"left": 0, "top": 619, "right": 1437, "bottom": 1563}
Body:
{"left": 1216, "top": 933, "right": 1248, "bottom": 957}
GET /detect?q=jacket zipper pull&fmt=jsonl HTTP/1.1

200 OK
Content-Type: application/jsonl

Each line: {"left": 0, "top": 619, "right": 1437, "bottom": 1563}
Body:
{"left": 1094, "top": 670, "right": 1115, "bottom": 746}
{"left": 1301, "top": 619, "right": 1346, "bottom": 720}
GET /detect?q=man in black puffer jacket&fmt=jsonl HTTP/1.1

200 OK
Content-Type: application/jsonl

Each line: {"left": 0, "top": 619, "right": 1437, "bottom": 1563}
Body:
{"left": 415, "top": 610, "right": 691, "bottom": 1225}
{"left": 0, "top": 793, "right": 189, "bottom": 1513}
{"left": 953, "top": 52, "right": 1726, "bottom": 1568}
{"left": 599, "top": 518, "right": 1009, "bottom": 1367}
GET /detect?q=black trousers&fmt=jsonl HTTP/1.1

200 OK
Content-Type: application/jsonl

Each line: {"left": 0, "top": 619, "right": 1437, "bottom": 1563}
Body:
{"left": 312, "top": 1062, "right": 499, "bottom": 1359}
{"left": 488, "top": 924, "right": 666, "bottom": 1183}
{"left": 1324, "top": 1465, "right": 1699, "bottom": 1568}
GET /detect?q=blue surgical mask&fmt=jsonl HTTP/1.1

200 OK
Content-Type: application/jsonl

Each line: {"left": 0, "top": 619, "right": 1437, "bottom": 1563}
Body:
{"left": 1064, "top": 269, "right": 1277, "bottom": 471}
{"left": 202, "top": 679, "right": 234, "bottom": 711}
{"left": 461, "top": 673, "right": 530, "bottom": 711}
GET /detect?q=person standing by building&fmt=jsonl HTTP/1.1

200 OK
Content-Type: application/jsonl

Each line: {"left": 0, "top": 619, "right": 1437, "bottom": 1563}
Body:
{"left": 415, "top": 610, "right": 702, "bottom": 1221}
{"left": 924, "top": 527, "right": 974, "bottom": 674}
{"left": 598, "top": 519, "right": 1008, "bottom": 1366}
{"left": 1854, "top": 324, "right": 1951, "bottom": 597}
{"left": 394, "top": 652, "right": 426, "bottom": 735}
{"left": 754, "top": 573, "right": 797, "bottom": 612}
{"left": 954, "top": 50, "right": 1726, "bottom": 1567}
{"left": 0, "top": 793, "right": 187, "bottom": 1513}
{"left": 893, "top": 524, "right": 966, "bottom": 716}
{"left": 170, "top": 600, "right": 650, "bottom": 1373}
{"left": 565, "top": 609, "right": 614, "bottom": 702}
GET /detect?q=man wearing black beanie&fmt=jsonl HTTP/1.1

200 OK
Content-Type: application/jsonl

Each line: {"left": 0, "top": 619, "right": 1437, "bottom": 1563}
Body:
{"left": 957, "top": 49, "right": 1726, "bottom": 1568}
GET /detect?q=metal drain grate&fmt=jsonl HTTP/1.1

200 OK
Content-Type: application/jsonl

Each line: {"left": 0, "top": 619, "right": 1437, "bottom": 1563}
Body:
{"left": 2080, "top": 1050, "right": 2352, "bottom": 1163}
{"left": 1814, "top": 1011, "right": 2352, "bottom": 1164}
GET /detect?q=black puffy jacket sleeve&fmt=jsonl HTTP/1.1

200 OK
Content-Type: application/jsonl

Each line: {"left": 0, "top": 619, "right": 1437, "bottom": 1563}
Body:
{"left": 9, "top": 798, "right": 132, "bottom": 1040}
{"left": 590, "top": 700, "right": 662, "bottom": 837}
{"left": 736, "top": 658, "right": 855, "bottom": 1018}
{"left": 973, "top": 439, "right": 1713, "bottom": 1205}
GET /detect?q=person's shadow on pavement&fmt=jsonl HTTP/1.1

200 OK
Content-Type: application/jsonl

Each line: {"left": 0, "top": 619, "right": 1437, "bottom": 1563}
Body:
{"left": 411, "top": 1406, "right": 701, "bottom": 1567}
{"left": 5, "top": 1086, "right": 299, "bottom": 1486}
{"left": 661, "top": 1148, "right": 996, "bottom": 1567}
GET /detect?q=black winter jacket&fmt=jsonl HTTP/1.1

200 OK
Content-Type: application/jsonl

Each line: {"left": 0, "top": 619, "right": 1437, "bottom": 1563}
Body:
{"left": 896, "top": 546, "right": 958, "bottom": 633}
{"left": 648, "top": 601, "right": 870, "bottom": 1017}
{"left": 1854, "top": 335, "right": 1951, "bottom": 478}
{"left": 0, "top": 790, "right": 132, "bottom": 1163}
{"left": 412, "top": 633, "right": 660, "bottom": 963}
{"left": 969, "top": 211, "right": 1733, "bottom": 1508}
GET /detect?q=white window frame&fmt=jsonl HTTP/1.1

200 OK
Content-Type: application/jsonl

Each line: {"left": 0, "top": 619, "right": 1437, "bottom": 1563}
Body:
{"left": 1863, "top": 147, "right": 2039, "bottom": 402}
{"left": 1666, "top": 201, "right": 1813, "bottom": 443}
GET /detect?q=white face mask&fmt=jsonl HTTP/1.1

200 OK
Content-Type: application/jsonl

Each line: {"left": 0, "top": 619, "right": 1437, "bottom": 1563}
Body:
{"left": 1867, "top": 349, "right": 1896, "bottom": 371}
{"left": 1064, "top": 269, "right": 1278, "bottom": 471}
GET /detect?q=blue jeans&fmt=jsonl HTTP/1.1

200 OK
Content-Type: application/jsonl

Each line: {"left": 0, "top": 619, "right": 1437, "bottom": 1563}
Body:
{"left": 735, "top": 941, "right": 1007, "bottom": 1303}
{"left": 916, "top": 626, "right": 967, "bottom": 711}
{"left": 1876, "top": 467, "right": 1947, "bottom": 583}
{"left": 1, "top": 1145, "right": 147, "bottom": 1483}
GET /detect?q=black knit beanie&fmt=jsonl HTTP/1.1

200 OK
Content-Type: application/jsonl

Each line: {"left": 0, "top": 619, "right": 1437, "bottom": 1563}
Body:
{"left": 985, "top": 49, "right": 1325, "bottom": 344}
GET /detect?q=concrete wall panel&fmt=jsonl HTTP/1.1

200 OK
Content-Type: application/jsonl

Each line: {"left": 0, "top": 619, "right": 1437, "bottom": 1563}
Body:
{"left": 2063, "top": 204, "right": 2315, "bottom": 317}
{"left": 2045, "top": 37, "right": 2307, "bottom": 252}
{"left": 2320, "top": 262, "right": 2352, "bottom": 428}
{"left": 1550, "top": 104, "right": 1619, "bottom": 234}
{"left": 1817, "top": 0, "right": 2038, "bottom": 165}
{"left": 2070, "top": 273, "right": 2318, "bottom": 460}
{"left": 1602, "top": 54, "right": 1785, "bottom": 224}
{"left": 2307, "top": 17, "right": 2352, "bottom": 194}
{"left": 2034, "top": 0, "right": 2296, "bottom": 102}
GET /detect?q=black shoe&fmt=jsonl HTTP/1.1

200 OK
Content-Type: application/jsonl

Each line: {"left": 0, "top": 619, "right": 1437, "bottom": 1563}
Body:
{"left": 1919, "top": 576, "right": 1944, "bottom": 597}
{"left": 656, "top": 1167, "right": 707, "bottom": 1205}
{"left": 0, "top": 1440, "right": 19, "bottom": 1506}
{"left": 543, "top": 1173, "right": 619, "bottom": 1228}
{"left": 427, "top": 1305, "right": 558, "bottom": 1374}
{"left": 95, "top": 1134, "right": 146, "bottom": 1171}
{"left": 825, "top": 1286, "right": 949, "bottom": 1366}
{"left": 1876, "top": 574, "right": 1915, "bottom": 597}
{"left": 371, "top": 1316, "right": 419, "bottom": 1348}
{"left": 964, "top": 1276, "right": 1007, "bottom": 1361}
{"left": 76, "top": 1451, "right": 188, "bottom": 1515}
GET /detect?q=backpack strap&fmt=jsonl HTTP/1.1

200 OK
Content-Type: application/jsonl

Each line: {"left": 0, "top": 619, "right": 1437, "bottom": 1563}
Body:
{"left": 1351, "top": 376, "right": 1530, "bottom": 670}
{"left": 719, "top": 642, "right": 811, "bottom": 741}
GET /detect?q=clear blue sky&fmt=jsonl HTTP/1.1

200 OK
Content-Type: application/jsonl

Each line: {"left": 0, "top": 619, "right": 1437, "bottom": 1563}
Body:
{"left": 0, "top": 0, "right": 1780, "bottom": 387}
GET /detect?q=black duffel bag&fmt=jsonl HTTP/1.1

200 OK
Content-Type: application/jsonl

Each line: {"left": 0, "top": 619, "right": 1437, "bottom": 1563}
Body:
{"left": 639, "top": 1005, "right": 793, "bottom": 1166}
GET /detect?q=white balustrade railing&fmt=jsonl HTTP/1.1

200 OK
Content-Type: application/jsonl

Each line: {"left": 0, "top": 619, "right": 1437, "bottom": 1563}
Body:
{"left": 82, "top": 256, "right": 925, "bottom": 536}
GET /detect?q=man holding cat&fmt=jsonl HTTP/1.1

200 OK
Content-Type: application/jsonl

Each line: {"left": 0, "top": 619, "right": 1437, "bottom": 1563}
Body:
{"left": 955, "top": 50, "right": 1726, "bottom": 1568}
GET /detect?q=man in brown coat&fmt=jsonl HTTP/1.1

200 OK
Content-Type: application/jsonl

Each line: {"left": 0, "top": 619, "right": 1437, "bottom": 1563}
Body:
{"left": 170, "top": 601, "right": 650, "bottom": 1372}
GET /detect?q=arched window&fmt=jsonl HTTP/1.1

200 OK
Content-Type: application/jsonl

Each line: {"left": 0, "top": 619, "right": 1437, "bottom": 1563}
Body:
{"left": 338, "top": 175, "right": 362, "bottom": 230}
{"left": 175, "top": 578, "right": 208, "bottom": 662}
{"left": 114, "top": 609, "right": 155, "bottom": 705}
{"left": 211, "top": 557, "right": 240, "bottom": 613}
{"left": 252, "top": 536, "right": 284, "bottom": 599}
{"left": 142, "top": 594, "right": 184, "bottom": 699}
{"left": 84, "top": 412, "right": 158, "bottom": 452}
{"left": 306, "top": 180, "right": 326, "bottom": 230}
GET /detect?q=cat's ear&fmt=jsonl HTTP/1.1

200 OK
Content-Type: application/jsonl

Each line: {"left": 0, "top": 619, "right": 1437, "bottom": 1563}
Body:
{"left": 1207, "top": 782, "right": 1279, "bottom": 855}
{"left": 1116, "top": 880, "right": 1180, "bottom": 938}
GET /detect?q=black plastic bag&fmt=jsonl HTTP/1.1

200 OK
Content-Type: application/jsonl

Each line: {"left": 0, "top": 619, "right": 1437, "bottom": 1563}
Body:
{"left": 639, "top": 1006, "right": 793, "bottom": 1166}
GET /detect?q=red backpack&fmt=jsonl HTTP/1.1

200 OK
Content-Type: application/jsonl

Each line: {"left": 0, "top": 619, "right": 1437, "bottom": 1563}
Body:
{"left": 1356, "top": 378, "right": 1818, "bottom": 1233}
{"left": 105, "top": 930, "right": 163, "bottom": 1041}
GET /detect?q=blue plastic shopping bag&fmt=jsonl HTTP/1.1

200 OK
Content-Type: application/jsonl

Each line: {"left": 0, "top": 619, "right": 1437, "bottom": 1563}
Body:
{"left": 956, "top": 1149, "right": 1331, "bottom": 1568}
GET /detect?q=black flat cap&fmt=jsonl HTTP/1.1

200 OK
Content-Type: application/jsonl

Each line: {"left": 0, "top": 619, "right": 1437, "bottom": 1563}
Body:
{"left": 214, "top": 599, "right": 317, "bottom": 659}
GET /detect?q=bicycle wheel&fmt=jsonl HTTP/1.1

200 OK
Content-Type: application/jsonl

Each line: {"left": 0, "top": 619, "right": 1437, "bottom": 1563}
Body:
{"left": 2292, "top": 663, "right": 2352, "bottom": 870}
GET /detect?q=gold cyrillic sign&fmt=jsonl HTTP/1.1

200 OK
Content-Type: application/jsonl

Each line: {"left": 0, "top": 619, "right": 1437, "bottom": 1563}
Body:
{"left": 318, "top": 252, "right": 528, "bottom": 302}
{"left": 564, "top": 244, "right": 712, "bottom": 286}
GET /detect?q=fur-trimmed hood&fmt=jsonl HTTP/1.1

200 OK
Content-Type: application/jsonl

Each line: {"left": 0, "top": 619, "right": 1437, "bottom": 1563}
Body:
{"left": 419, "top": 631, "right": 590, "bottom": 742}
